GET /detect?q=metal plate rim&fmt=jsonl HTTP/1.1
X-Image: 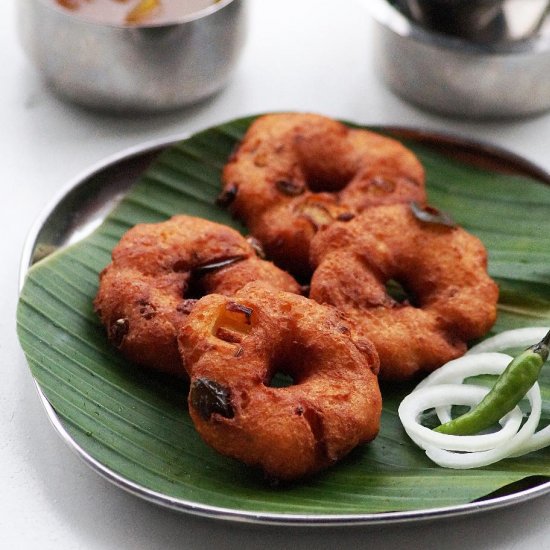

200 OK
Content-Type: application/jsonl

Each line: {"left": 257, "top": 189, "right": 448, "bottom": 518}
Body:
{"left": 19, "top": 124, "right": 550, "bottom": 527}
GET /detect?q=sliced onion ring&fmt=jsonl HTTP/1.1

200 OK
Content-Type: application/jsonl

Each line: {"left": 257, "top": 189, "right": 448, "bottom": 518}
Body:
{"left": 413, "top": 352, "right": 513, "bottom": 424}
{"left": 398, "top": 327, "right": 549, "bottom": 469}
{"left": 399, "top": 384, "right": 523, "bottom": 452}
{"left": 424, "top": 383, "right": 541, "bottom": 469}
{"left": 466, "top": 326, "right": 550, "bottom": 355}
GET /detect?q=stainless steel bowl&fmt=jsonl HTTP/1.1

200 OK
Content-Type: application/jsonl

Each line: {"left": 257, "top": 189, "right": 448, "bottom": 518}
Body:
{"left": 394, "top": 0, "right": 550, "bottom": 44}
{"left": 17, "top": 0, "right": 247, "bottom": 112}
{"left": 370, "top": 0, "right": 550, "bottom": 118}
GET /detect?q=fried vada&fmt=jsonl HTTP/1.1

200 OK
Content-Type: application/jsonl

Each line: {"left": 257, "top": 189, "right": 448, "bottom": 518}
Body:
{"left": 309, "top": 203, "right": 499, "bottom": 381}
{"left": 220, "top": 113, "right": 426, "bottom": 276}
{"left": 179, "top": 282, "right": 382, "bottom": 480}
{"left": 94, "top": 216, "right": 300, "bottom": 376}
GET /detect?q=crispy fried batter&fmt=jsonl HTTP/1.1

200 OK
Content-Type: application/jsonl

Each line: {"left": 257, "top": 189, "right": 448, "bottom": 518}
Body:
{"left": 221, "top": 113, "right": 426, "bottom": 276}
{"left": 94, "top": 216, "right": 300, "bottom": 376}
{"left": 309, "top": 204, "right": 499, "bottom": 381}
{"left": 179, "top": 282, "right": 382, "bottom": 480}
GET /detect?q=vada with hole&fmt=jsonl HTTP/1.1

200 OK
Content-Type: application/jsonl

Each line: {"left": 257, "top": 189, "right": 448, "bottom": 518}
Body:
{"left": 179, "top": 282, "right": 382, "bottom": 480}
{"left": 309, "top": 203, "right": 499, "bottom": 381}
{"left": 220, "top": 113, "right": 426, "bottom": 276}
{"left": 94, "top": 216, "right": 300, "bottom": 376}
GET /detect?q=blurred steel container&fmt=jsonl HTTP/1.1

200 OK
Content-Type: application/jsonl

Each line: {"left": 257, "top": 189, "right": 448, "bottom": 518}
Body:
{"left": 370, "top": 0, "right": 550, "bottom": 118}
{"left": 394, "top": 0, "right": 550, "bottom": 43}
{"left": 17, "top": 0, "right": 247, "bottom": 112}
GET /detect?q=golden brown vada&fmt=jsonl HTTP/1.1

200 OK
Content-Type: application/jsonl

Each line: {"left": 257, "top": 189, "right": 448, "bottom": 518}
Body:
{"left": 179, "top": 282, "right": 382, "bottom": 480}
{"left": 220, "top": 113, "right": 426, "bottom": 276}
{"left": 94, "top": 216, "right": 300, "bottom": 376}
{"left": 309, "top": 203, "right": 499, "bottom": 381}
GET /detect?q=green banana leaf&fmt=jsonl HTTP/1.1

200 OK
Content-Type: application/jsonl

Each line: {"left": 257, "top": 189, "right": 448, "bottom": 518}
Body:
{"left": 16, "top": 116, "right": 550, "bottom": 519}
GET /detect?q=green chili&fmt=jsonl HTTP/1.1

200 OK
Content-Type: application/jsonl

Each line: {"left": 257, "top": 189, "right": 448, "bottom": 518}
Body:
{"left": 434, "top": 329, "right": 550, "bottom": 436}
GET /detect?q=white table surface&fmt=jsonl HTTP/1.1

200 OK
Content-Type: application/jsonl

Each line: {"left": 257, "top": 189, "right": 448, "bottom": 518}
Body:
{"left": 3, "top": 1, "right": 549, "bottom": 548}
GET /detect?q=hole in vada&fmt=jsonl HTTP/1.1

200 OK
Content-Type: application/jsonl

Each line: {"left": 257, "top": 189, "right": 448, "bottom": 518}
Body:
{"left": 299, "top": 161, "right": 351, "bottom": 193}
{"left": 184, "top": 256, "right": 248, "bottom": 300}
{"left": 267, "top": 372, "right": 295, "bottom": 388}
{"left": 306, "top": 177, "right": 347, "bottom": 193}
{"left": 183, "top": 277, "right": 204, "bottom": 300}
{"left": 385, "top": 279, "right": 420, "bottom": 307}
{"left": 263, "top": 343, "right": 308, "bottom": 389}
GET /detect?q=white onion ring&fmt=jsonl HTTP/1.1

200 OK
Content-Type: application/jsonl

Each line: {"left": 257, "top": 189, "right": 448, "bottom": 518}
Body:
{"left": 425, "top": 384, "right": 541, "bottom": 469}
{"left": 398, "top": 384, "right": 523, "bottom": 452}
{"left": 397, "top": 327, "right": 549, "bottom": 469}
{"left": 413, "top": 352, "right": 513, "bottom": 424}
{"left": 466, "top": 326, "right": 550, "bottom": 355}
{"left": 511, "top": 422, "right": 550, "bottom": 456}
